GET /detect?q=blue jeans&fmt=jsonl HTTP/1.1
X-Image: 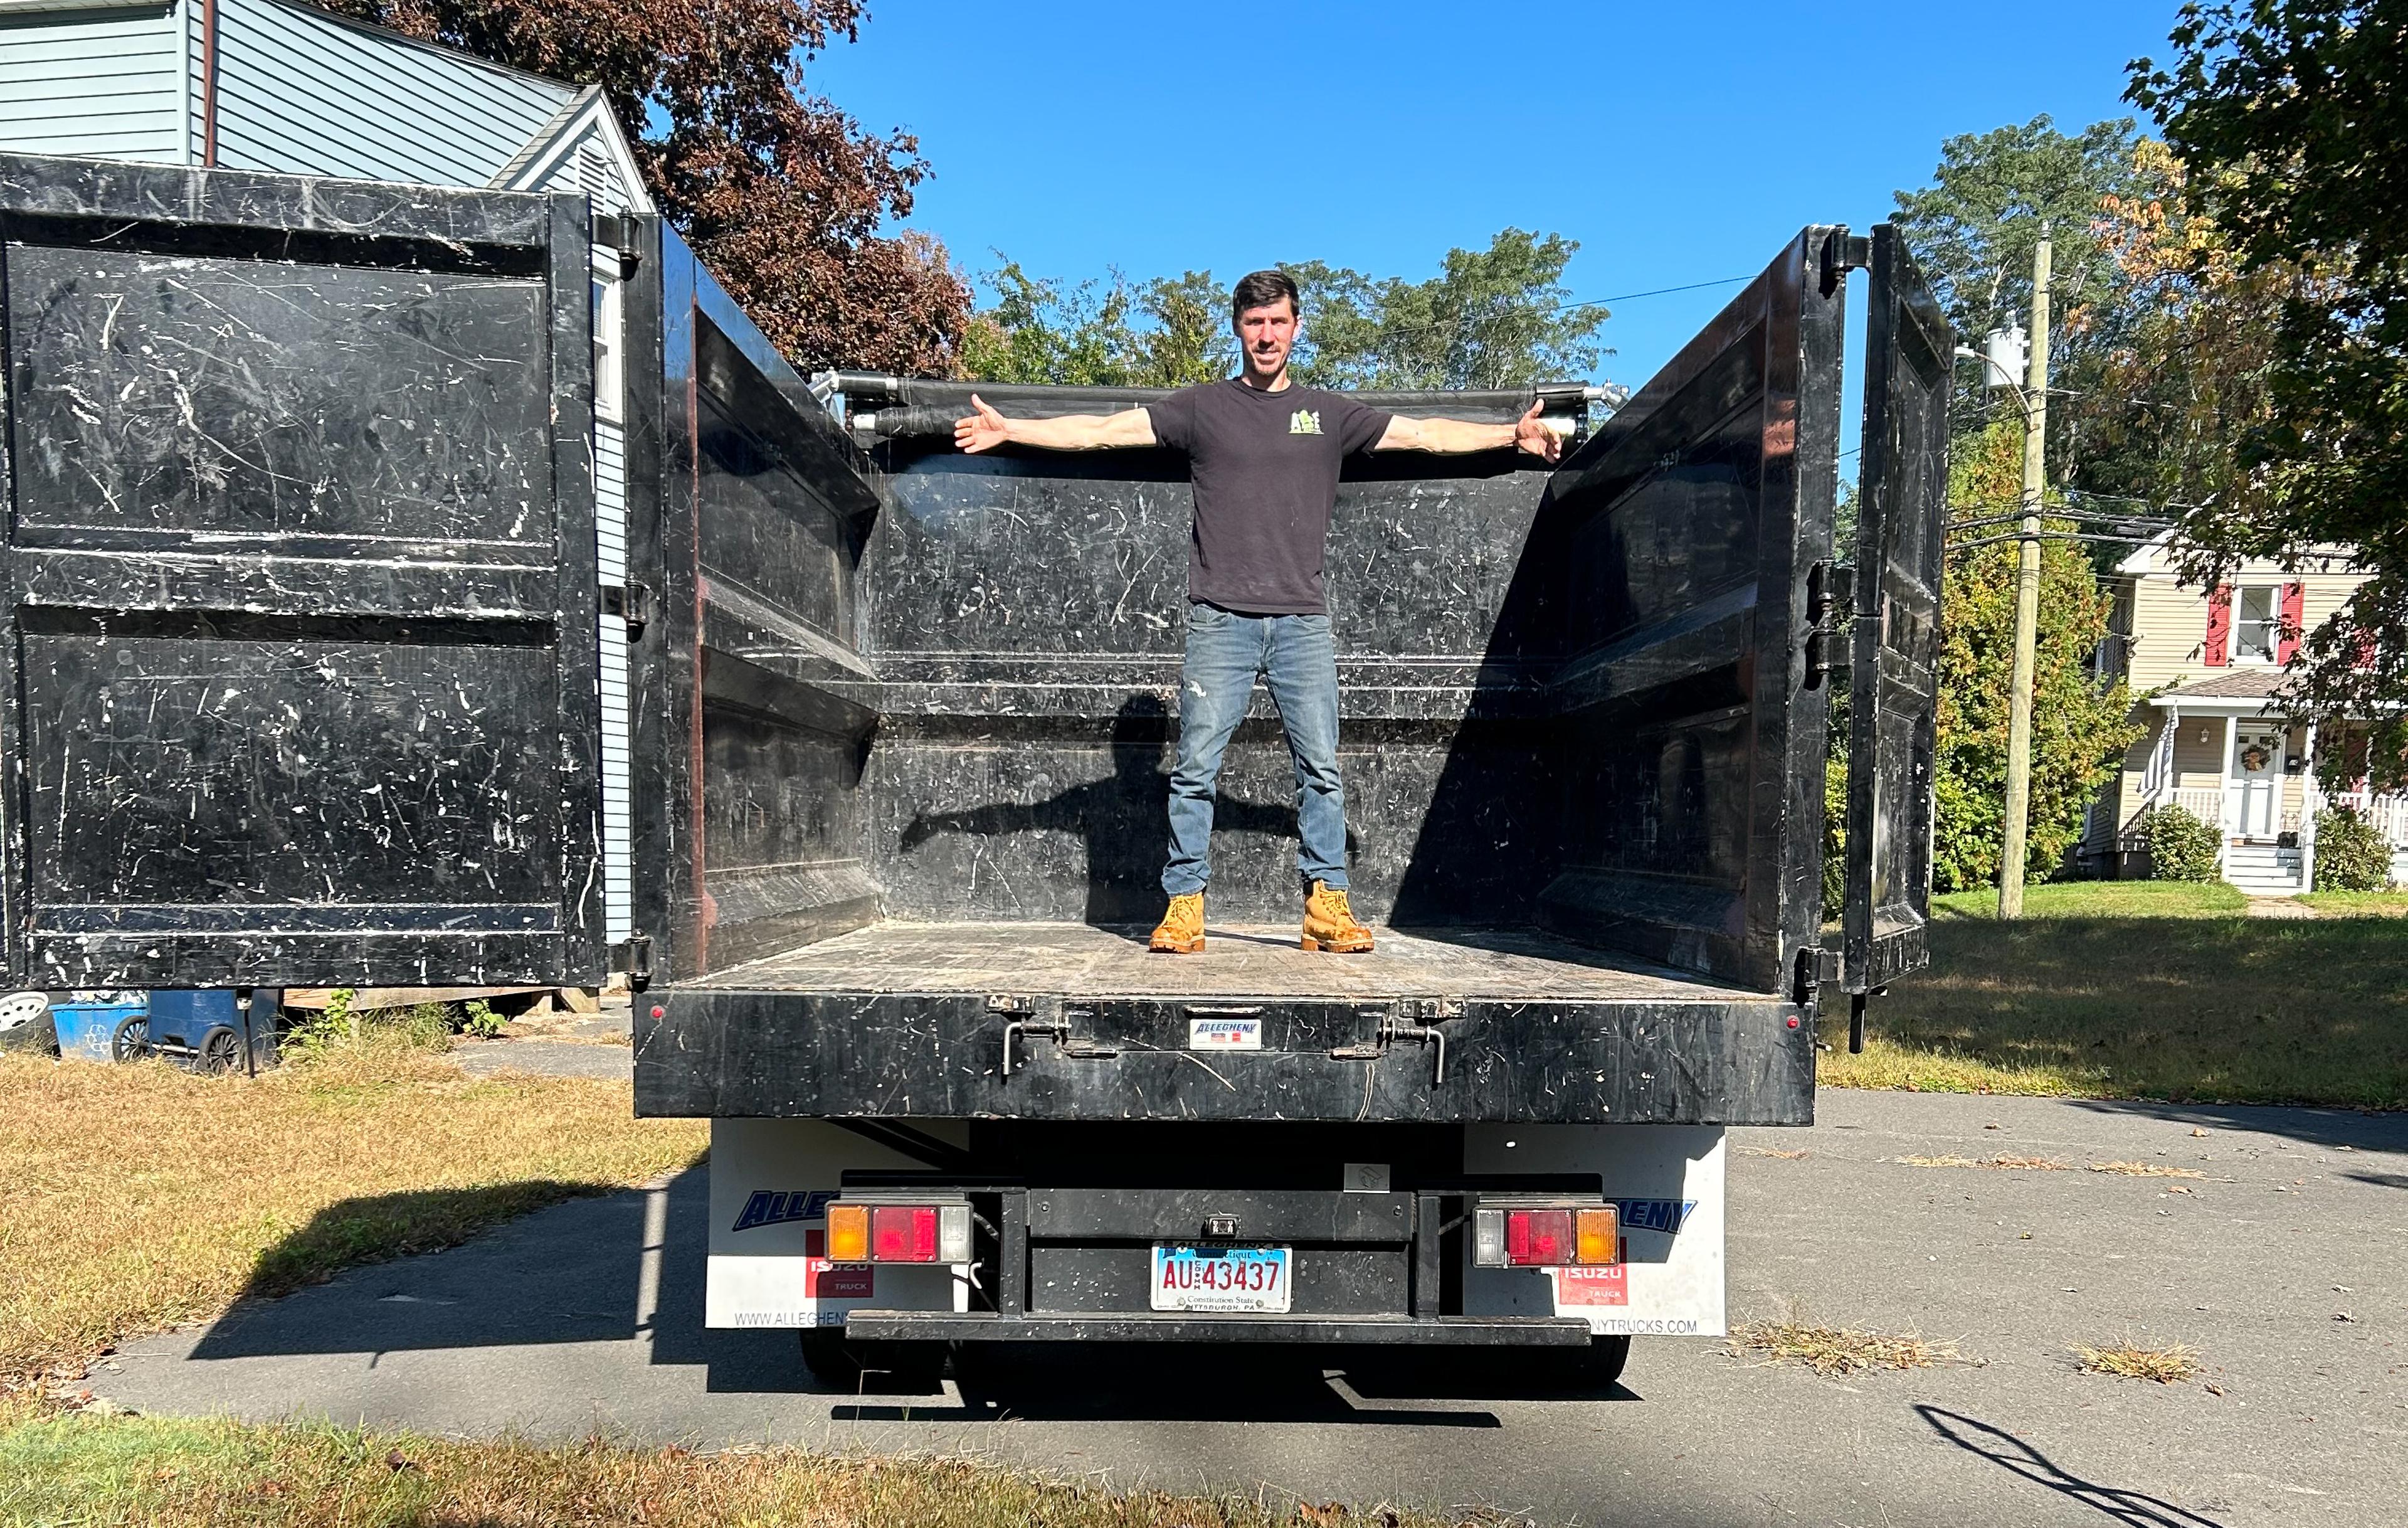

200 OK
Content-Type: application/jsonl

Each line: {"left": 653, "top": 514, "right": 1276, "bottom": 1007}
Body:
{"left": 1162, "top": 605, "right": 1348, "bottom": 897}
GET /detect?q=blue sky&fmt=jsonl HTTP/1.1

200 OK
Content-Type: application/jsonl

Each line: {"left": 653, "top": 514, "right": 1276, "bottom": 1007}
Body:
{"left": 811, "top": 1, "right": 2177, "bottom": 406}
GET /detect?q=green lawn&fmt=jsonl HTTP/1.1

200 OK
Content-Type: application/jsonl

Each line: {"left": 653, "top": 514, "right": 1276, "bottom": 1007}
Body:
{"left": 2298, "top": 888, "right": 2408, "bottom": 916}
{"left": 1819, "top": 880, "right": 2408, "bottom": 1108}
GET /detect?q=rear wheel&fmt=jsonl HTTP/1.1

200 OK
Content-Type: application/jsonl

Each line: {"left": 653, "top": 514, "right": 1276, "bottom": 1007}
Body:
{"left": 1565, "top": 1334, "right": 1631, "bottom": 1391}
{"left": 110, "top": 1016, "right": 149, "bottom": 1063}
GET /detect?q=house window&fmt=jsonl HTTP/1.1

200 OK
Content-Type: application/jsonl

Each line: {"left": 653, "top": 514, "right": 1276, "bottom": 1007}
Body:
{"left": 591, "top": 275, "right": 623, "bottom": 424}
{"left": 2232, "top": 584, "right": 2279, "bottom": 662}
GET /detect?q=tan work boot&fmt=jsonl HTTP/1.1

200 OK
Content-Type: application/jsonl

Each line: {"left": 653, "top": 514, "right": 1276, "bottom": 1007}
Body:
{"left": 1301, "top": 880, "right": 1374, "bottom": 953}
{"left": 1150, "top": 891, "right": 1206, "bottom": 953}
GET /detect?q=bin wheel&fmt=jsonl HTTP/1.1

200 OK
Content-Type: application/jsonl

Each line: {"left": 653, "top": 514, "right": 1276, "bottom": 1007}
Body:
{"left": 798, "top": 1329, "right": 946, "bottom": 1391}
{"left": 198, "top": 1026, "right": 243, "bottom": 1074}
{"left": 110, "top": 1016, "right": 149, "bottom": 1063}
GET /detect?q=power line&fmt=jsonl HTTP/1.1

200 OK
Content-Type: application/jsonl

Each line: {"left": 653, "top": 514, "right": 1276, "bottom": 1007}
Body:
{"left": 1359, "top": 274, "right": 1759, "bottom": 344}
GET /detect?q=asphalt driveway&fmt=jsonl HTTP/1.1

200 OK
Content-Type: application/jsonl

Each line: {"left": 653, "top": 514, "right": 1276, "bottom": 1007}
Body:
{"left": 97, "top": 1091, "right": 2408, "bottom": 1527}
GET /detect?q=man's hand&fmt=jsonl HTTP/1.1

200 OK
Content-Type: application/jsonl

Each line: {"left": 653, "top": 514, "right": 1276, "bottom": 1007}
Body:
{"left": 1514, "top": 400, "right": 1563, "bottom": 464}
{"left": 954, "top": 395, "right": 1012, "bottom": 454}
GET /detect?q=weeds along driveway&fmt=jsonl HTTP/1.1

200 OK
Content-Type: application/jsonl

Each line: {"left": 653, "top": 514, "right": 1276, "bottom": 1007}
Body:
{"left": 93, "top": 1090, "right": 2408, "bottom": 1528}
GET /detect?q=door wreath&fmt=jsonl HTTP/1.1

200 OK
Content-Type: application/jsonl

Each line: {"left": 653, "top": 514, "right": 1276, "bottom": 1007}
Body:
{"left": 2239, "top": 742, "right": 2273, "bottom": 772}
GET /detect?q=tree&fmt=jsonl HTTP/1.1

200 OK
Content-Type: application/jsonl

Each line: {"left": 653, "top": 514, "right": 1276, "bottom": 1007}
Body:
{"left": 1288, "top": 230, "right": 1606, "bottom": 390}
{"left": 2129, "top": 0, "right": 2408, "bottom": 790}
{"left": 318, "top": 0, "right": 969, "bottom": 374}
{"left": 2077, "top": 141, "right": 2301, "bottom": 512}
{"left": 959, "top": 230, "right": 1608, "bottom": 391}
{"left": 1891, "top": 115, "right": 2166, "bottom": 457}
{"left": 1932, "top": 423, "right": 2142, "bottom": 891}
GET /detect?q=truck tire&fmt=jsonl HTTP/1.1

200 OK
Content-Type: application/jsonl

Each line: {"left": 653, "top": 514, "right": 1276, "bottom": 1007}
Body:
{"left": 1565, "top": 1334, "right": 1631, "bottom": 1391}
{"left": 797, "top": 1330, "right": 946, "bottom": 1391}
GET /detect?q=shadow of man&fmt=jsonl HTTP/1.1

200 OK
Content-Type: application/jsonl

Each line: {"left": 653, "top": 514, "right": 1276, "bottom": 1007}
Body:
{"left": 899, "top": 694, "right": 1351, "bottom": 926}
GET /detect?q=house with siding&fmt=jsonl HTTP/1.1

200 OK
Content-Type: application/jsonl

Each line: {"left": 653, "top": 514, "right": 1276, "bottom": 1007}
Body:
{"left": 2086, "top": 536, "right": 2408, "bottom": 894}
{"left": 0, "top": 0, "right": 650, "bottom": 943}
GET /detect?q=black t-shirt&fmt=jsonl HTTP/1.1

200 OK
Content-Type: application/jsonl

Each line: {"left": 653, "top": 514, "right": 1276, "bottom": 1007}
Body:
{"left": 1145, "top": 378, "right": 1393, "bottom": 615}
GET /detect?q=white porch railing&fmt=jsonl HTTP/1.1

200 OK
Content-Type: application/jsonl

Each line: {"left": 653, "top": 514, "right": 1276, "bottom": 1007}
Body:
{"left": 2168, "top": 787, "right": 2226, "bottom": 827}
{"left": 2333, "top": 789, "right": 2408, "bottom": 849}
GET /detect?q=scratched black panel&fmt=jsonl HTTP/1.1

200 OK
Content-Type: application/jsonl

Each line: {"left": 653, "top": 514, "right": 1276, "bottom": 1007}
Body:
{"left": 23, "top": 630, "right": 560, "bottom": 909}
{"left": 8, "top": 245, "right": 553, "bottom": 549}
{"left": 0, "top": 152, "right": 601, "bottom": 988}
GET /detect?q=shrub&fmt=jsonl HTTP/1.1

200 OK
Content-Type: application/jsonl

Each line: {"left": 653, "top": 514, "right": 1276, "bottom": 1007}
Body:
{"left": 2314, "top": 807, "right": 2395, "bottom": 891}
{"left": 2143, "top": 803, "right": 2222, "bottom": 883}
{"left": 460, "top": 999, "right": 507, "bottom": 1039}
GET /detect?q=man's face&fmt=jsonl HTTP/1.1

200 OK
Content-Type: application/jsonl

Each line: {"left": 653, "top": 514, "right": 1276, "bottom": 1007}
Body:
{"left": 1235, "top": 299, "right": 1298, "bottom": 380}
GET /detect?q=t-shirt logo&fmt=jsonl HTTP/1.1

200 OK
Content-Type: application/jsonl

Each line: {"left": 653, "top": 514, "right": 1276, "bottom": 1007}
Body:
{"left": 1288, "top": 408, "right": 1321, "bottom": 435}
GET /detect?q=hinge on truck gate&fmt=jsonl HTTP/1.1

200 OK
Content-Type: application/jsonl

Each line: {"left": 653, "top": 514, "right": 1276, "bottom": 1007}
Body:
{"left": 1820, "top": 227, "right": 1872, "bottom": 295}
{"left": 603, "top": 583, "right": 654, "bottom": 636}
{"left": 615, "top": 933, "right": 653, "bottom": 988}
{"left": 1805, "top": 561, "right": 1856, "bottom": 689}
{"left": 591, "top": 213, "right": 642, "bottom": 267}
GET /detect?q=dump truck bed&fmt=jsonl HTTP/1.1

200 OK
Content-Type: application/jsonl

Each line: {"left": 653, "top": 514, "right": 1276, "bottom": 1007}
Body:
{"left": 685, "top": 921, "right": 1744, "bottom": 1003}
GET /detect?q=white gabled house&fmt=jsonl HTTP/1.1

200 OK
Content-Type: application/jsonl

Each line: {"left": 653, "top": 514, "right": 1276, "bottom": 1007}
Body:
{"left": 2087, "top": 533, "right": 2407, "bottom": 894}
{"left": 0, "top": 0, "right": 652, "bottom": 942}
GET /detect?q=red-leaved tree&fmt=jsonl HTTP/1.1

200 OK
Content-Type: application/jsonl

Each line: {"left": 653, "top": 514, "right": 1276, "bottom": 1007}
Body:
{"left": 324, "top": 0, "right": 968, "bottom": 374}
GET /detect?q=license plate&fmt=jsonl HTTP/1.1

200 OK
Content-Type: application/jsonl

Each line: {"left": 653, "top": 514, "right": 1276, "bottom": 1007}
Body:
{"left": 1150, "top": 1244, "right": 1292, "bottom": 1313}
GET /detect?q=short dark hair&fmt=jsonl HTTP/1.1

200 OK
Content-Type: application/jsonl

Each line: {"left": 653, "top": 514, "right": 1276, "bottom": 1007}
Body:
{"left": 1230, "top": 268, "right": 1299, "bottom": 322}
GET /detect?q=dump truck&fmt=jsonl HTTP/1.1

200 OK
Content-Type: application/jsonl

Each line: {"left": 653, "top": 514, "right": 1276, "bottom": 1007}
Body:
{"left": 0, "top": 150, "right": 1945, "bottom": 1386}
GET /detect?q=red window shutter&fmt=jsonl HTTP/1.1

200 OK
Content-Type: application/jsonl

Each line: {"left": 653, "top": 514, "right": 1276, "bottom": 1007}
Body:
{"left": 2204, "top": 585, "right": 2232, "bottom": 667}
{"left": 2278, "top": 581, "right": 2304, "bottom": 664}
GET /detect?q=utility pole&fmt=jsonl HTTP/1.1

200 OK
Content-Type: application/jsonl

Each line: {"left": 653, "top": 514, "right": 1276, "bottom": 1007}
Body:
{"left": 1999, "top": 228, "right": 2051, "bottom": 918}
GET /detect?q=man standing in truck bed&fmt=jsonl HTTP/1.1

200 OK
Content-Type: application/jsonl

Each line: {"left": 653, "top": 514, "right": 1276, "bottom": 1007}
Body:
{"left": 955, "top": 269, "right": 1561, "bottom": 955}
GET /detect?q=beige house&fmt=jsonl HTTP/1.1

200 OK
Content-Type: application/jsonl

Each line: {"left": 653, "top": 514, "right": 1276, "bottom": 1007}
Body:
{"left": 2086, "top": 536, "right": 2408, "bottom": 894}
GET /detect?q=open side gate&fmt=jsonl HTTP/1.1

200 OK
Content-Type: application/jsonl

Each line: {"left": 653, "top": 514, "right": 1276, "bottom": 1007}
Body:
{"left": 0, "top": 154, "right": 604, "bottom": 987}
{"left": 1840, "top": 223, "right": 1950, "bottom": 1004}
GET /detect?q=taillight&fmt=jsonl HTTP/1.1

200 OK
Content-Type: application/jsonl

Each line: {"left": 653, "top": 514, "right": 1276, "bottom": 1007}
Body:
{"left": 1472, "top": 1203, "right": 1619, "bottom": 1267}
{"left": 826, "top": 1201, "right": 971, "bottom": 1264}
{"left": 1508, "top": 1208, "right": 1572, "bottom": 1265}
{"left": 827, "top": 1203, "right": 869, "bottom": 1262}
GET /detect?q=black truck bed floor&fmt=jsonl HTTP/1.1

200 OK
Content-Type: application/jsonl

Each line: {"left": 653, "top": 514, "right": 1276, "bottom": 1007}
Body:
{"left": 684, "top": 921, "right": 1755, "bottom": 1002}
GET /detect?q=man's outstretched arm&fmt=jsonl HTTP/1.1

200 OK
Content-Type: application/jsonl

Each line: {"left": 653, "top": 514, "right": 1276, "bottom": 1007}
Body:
{"left": 1373, "top": 400, "right": 1563, "bottom": 463}
{"left": 954, "top": 394, "right": 1156, "bottom": 452}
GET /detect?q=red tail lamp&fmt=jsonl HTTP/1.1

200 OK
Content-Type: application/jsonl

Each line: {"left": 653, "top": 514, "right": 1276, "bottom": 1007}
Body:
{"left": 1472, "top": 1202, "right": 1619, "bottom": 1268}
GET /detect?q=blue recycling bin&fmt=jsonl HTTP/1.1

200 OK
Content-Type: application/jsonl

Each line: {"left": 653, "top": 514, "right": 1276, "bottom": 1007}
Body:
{"left": 50, "top": 994, "right": 149, "bottom": 1063}
{"left": 147, "top": 990, "right": 282, "bottom": 1074}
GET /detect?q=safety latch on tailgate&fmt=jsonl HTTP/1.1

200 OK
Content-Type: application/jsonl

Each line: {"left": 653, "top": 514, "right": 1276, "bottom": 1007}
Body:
{"left": 993, "top": 997, "right": 1117, "bottom": 1076}
{"left": 1328, "top": 999, "right": 1461, "bottom": 1085}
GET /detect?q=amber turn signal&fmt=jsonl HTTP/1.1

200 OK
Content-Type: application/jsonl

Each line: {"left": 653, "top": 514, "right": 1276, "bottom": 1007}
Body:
{"left": 826, "top": 1202, "right": 870, "bottom": 1263}
{"left": 1575, "top": 1206, "right": 1619, "bottom": 1265}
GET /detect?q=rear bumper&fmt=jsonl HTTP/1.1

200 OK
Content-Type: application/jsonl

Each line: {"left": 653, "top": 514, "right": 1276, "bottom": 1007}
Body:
{"left": 842, "top": 1311, "right": 1593, "bottom": 1345}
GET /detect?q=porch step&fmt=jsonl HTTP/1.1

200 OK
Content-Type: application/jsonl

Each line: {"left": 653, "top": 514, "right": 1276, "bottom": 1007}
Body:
{"left": 2224, "top": 844, "right": 2303, "bottom": 896}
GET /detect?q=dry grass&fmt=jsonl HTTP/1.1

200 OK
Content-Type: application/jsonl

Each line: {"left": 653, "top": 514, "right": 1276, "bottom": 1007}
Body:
{"left": 0, "top": 1401, "right": 1452, "bottom": 1528}
{"left": 2086, "top": 1160, "right": 2207, "bottom": 1179}
{"left": 1726, "top": 1319, "right": 1975, "bottom": 1376}
{"left": 2074, "top": 1341, "right": 2204, "bottom": 1384}
{"left": 1819, "top": 881, "right": 2408, "bottom": 1108}
{"left": 0, "top": 1043, "right": 705, "bottom": 1386}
